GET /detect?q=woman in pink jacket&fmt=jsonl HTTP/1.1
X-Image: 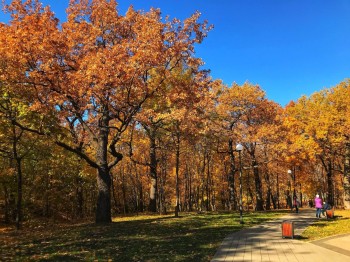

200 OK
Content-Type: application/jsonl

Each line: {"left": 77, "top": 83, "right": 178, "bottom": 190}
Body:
{"left": 314, "top": 194, "right": 323, "bottom": 218}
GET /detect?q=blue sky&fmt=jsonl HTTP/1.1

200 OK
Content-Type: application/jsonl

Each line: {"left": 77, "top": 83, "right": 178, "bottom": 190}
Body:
{"left": 1, "top": 0, "right": 350, "bottom": 106}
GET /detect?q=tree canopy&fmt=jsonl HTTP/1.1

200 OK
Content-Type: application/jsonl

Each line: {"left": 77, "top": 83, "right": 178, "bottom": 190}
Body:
{"left": 0, "top": 1, "right": 349, "bottom": 227}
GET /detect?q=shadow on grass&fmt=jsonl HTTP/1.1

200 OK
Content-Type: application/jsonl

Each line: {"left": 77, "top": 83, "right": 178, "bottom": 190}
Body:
{"left": 1, "top": 211, "right": 285, "bottom": 261}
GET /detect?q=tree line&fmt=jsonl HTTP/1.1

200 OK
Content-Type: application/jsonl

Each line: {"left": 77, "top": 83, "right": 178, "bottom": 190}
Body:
{"left": 0, "top": 0, "right": 349, "bottom": 228}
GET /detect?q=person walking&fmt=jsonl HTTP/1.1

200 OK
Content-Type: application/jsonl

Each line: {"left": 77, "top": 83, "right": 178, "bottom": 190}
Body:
{"left": 314, "top": 194, "right": 322, "bottom": 218}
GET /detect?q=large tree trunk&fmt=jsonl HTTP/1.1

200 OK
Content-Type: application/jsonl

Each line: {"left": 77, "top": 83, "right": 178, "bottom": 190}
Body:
{"left": 96, "top": 166, "right": 111, "bottom": 223}
{"left": 95, "top": 114, "right": 112, "bottom": 223}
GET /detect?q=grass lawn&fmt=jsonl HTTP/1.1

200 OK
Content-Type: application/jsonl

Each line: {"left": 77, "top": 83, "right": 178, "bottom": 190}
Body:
{"left": 1, "top": 210, "right": 288, "bottom": 261}
{"left": 301, "top": 209, "right": 350, "bottom": 241}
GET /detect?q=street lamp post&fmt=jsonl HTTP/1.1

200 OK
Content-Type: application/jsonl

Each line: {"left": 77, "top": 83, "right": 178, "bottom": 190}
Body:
{"left": 236, "top": 143, "right": 244, "bottom": 224}
{"left": 288, "top": 169, "right": 296, "bottom": 198}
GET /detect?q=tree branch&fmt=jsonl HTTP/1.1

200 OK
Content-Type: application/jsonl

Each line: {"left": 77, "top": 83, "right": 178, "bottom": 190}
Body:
{"left": 108, "top": 152, "right": 123, "bottom": 170}
{"left": 11, "top": 120, "right": 46, "bottom": 135}
{"left": 55, "top": 141, "right": 99, "bottom": 169}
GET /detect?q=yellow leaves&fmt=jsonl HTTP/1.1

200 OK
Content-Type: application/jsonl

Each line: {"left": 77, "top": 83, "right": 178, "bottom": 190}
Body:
{"left": 282, "top": 80, "right": 350, "bottom": 167}
{"left": 215, "top": 82, "right": 281, "bottom": 140}
{"left": 216, "top": 82, "right": 265, "bottom": 118}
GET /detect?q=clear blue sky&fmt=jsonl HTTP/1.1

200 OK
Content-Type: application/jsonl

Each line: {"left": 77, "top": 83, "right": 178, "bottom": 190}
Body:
{"left": 1, "top": 0, "right": 350, "bottom": 106}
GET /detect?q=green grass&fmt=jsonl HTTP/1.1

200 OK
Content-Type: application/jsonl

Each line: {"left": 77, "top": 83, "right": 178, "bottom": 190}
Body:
{"left": 1, "top": 210, "right": 288, "bottom": 261}
{"left": 301, "top": 210, "right": 350, "bottom": 241}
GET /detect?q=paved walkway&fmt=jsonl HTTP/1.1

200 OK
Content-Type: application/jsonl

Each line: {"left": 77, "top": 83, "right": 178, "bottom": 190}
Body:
{"left": 211, "top": 208, "right": 350, "bottom": 261}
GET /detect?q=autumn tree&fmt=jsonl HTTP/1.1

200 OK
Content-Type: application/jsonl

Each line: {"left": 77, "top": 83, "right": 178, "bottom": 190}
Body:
{"left": 223, "top": 83, "right": 281, "bottom": 211}
{"left": 283, "top": 81, "right": 350, "bottom": 207}
{"left": 127, "top": 58, "right": 211, "bottom": 214}
{"left": 164, "top": 67, "right": 211, "bottom": 216}
{"left": 0, "top": 0, "right": 211, "bottom": 223}
{"left": 214, "top": 81, "right": 246, "bottom": 210}
{"left": 327, "top": 81, "right": 350, "bottom": 208}
{"left": 0, "top": 85, "right": 42, "bottom": 229}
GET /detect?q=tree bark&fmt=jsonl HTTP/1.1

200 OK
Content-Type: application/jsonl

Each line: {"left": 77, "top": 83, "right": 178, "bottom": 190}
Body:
{"left": 96, "top": 166, "right": 111, "bottom": 223}
{"left": 95, "top": 113, "right": 112, "bottom": 223}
